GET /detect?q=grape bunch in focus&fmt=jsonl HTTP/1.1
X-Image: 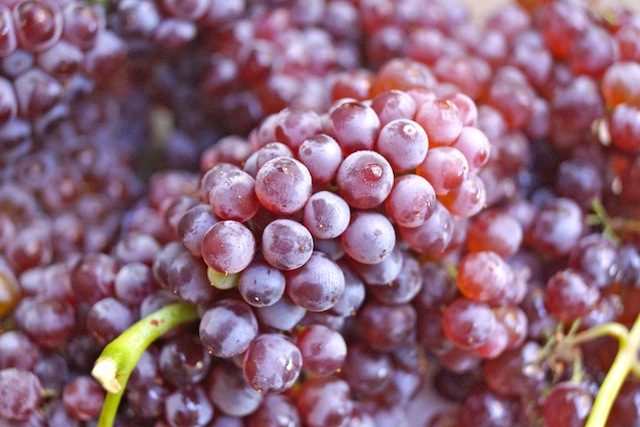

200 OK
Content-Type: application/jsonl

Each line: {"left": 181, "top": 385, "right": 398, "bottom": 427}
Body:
{"left": 0, "top": 0, "right": 640, "bottom": 426}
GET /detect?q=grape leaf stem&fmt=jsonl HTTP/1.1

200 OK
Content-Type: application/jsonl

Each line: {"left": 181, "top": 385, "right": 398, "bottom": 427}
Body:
{"left": 92, "top": 303, "right": 199, "bottom": 427}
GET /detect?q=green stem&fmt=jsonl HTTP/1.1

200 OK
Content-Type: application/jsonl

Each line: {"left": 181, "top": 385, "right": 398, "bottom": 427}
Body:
{"left": 565, "top": 322, "right": 628, "bottom": 347}
{"left": 585, "top": 314, "right": 640, "bottom": 427}
{"left": 92, "top": 303, "right": 199, "bottom": 427}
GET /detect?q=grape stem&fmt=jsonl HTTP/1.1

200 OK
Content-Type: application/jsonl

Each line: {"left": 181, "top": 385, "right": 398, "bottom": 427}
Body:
{"left": 92, "top": 303, "right": 199, "bottom": 427}
{"left": 575, "top": 314, "right": 640, "bottom": 427}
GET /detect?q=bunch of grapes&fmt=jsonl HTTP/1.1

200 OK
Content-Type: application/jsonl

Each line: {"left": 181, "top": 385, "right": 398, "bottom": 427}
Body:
{"left": 1, "top": 0, "right": 640, "bottom": 426}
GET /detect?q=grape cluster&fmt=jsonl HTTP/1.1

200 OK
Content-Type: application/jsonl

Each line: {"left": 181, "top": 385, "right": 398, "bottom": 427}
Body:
{"left": 0, "top": 0, "right": 640, "bottom": 426}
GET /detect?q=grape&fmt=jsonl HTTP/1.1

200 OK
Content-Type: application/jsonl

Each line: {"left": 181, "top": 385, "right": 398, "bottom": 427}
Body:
{"left": 255, "top": 293, "right": 306, "bottom": 331}
{"left": 13, "top": 0, "right": 63, "bottom": 54}
{"left": 208, "top": 169, "right": 259, "bottom": 222}
{"left": 62, "top": 376, "right": 104, "bottom": 421}
{"left": 237, "top": 259, "right": 286, "bottom": 308}
{"left": 206, "top": 363, "right": 263, "bottom": 417}
{"left": 201, "top": 220, "right": 256, "bottom": 275}
{"left": 274, "top": 108, "right": 323, "bottom": 151}
{"left": 297, "top": 134, "right": 344, "bottom": 184}
{"left": 414, "top": 98, "right": 463, "bottom": 146}
{"left": 442, "top": 298, "right": 496, "bottom": 351}
{"left": 439, "top": 172, "right": 487, "bottom": 218}
{"left": 296, "top": 324, "right": 347, "bottom": 376}
{"left": 86, "top": 297, "right": 136, "bottom": 346}
{"left": 328, "top": 260, "right": 366, "bottom": 317}
{"left": 296, "top": 377, "right": 354, "bottom": 427}
{"left": 416, "top": 146, "right": 469, "bottom": 195}
{"left": 357, "top": 301, "right": 417, "bottom": 351}
{"left": 609, "top": 103, "right": 640, "bottom": 153}
{"left": 336, "top": 150, "right": 394, "bottom": 210}
{"left": 243, "top": 333, "right": 302, "bottom": 394}
{"left": 341, "top": 211, "right": 395, "bottom": 265}
{"left": 261, "top": 218, "right": 313, "bottom": 271}
{"left": 127, "top": 382, "right": 170, "bottom": 419}
{"left": 14, "top": 296, "right": 75, "bottom": 348}
{"left": 164, "top": 385, "right": 214, "bottom": 427}
{"left": 530, "top": 197, "right": 584, "bottom": 257}
{"left": 167, "top": 251, "right": 218, "bottom": 305}
{"left": 369, "top": 252, "right": 422, "bottom": 304}
{"left": 376, "top": 118, "right": 429, "bottom": 172}
{"left": 602, "top": 62, "right": 640, "bottom": 107}
{"left": 199, "top": 299, "right": 258, "bottom": 359}
{"left": 0, "top": 5, "right": 16, "bottom": 57}
{"left": 255, "top": 157, "right": 313, "bottom": 215}
{"left": 286, "top": 251, "right": 345, "bottom": 312}
{"left": 544, "top": 269, "right": 600, "bottom": 324}
{"left": 456, "top": 251, "right": 511, "bottom": 304}
{"left": 461, "top": 390, "right": 516, "bottom": 427}
{"left": 542, "top": 382, "right": 592, "bottom": 427}
{"left": 0, "top": 368, "right": 42, "bottom": 421}
{"left": 341, "top": 343, "right": 392, "bottom": 397}
{"left": 398, "top": 201, "right": 454, "bottom": 255}
{"left": 246, "top": 394, "right": 301, "bottom": 427}
{"left": 159, "top": 336, "right": 212, "bottom": 388}
{"left": 349, "top": 245, "right": 403, "bottom": 286}
{"left": 0, "top": 331, "right": 39, "bottom": 370}
{"left": 303, "top": 191, "right": 351, "bottom": 240}
{"left": 451, "top": 126, "right": 491, "bottom": 171}
{"left": 326, "top": 101, "right": 380, "bottom": 154}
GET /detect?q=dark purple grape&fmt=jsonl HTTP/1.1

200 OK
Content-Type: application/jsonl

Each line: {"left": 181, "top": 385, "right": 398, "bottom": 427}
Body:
{"left": 296, "top": 376, "right": 354, "bottom": 427}
{"left": 326, "top": 101, "right": 380, "bottom": 154}
{"left": 199, "top": 299, "right": 258, "bottom": 359}
{"left": 442, "top": 298, "right": 496, "bottom": 351}
{"left": 14, "top": 296, "right": 75, "bottom": 348}
{"left": 159, "top": 336, "right": 212, "bottom": 388}
{"left": 542, "top": 382, "right": 592, "bottom": 427}
{"left": 86, "top": 297, "right": 136, "bottom": 346}
{"left": 255, "top": 157, "right": 312, "bottom": 215}
{"left": 164, "top": 385, "right": 214, "bottom": 427}
{"left": 237, "top": 259, "right": 286, "bottom": 308}
{"left": 261, "top": 219, "right": 313, "bottom": 271}
{"left": 201, "top": 220, "right": 256, "bottom": 275}
{"left": 286, "top": 251, "right": 345, "bottom": 312}
{"left": 70, "top": 253, "right": 116, "bottom": 306}
{"left": 340, "top": 343, "right": 392, "bottom": 398}
{"left": 114, "top": 262, "right": 156, "bottom": 306}
{"left": 297, "top": 134, "right": 343, "bottom": 184}
{"left": 303, "top": 191, "right": 351, "bottom": 240}
{"left": 167, "top": 251, "right": 218, "bottom": 305}
{"left": 255, "top": 293, "right": 306, "bottom": 331}
{"left": 206, "top": 363, "right": 263, "bottom": 417}
{"left": 0, "top": 331, "right": 38, "bottom": 370}
{"left": 544, "top": 269, "right": 600, "bottom": 324}
{"left": 341, "top": 211, "right": 395, "bottom": 265}
{"left": 208, "top": 169, "right": 259, "bottom": 222}
{"left": 246, "top": 394, "right": 301, "bottom": 427}
{"left": 358, "top": 301, "right": 417, "bottom": 351}
{"left": 62, "top": 376, "right": 104, "bottom": 422}
{"left": 0, "top": 368, "right": 42, "bottom": 421}
{"left": 385, "top": 174, "right": 436, "bottom": 229}
{"left": 13, "top": 0, "right": 63, "bottom": 53}
{"left": 243, "top": 333, "right": 302, "bottom": 394}
{"left": 62, "top": 1, "right": 103, "bottom": 50}
{"left": 336, "top": 150, "right": 394, "bottom": 210}
{"left": 0, "top": 5, "right": 17, "bottom": 56}
{"left": 296, "top": 324, "right": 347, "bottom": 376}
